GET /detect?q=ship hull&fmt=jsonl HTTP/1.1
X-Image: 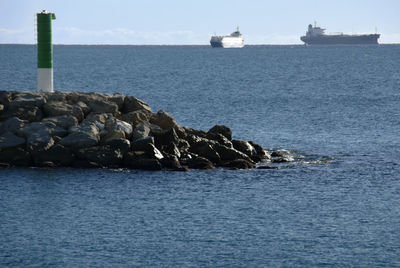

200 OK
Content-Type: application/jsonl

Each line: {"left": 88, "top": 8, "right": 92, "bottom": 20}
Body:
{"left": 210, "top": 36, "right": 244, "bottom": 48}
{"left": 301, "top": 34, "right": 380, "bottom": 45}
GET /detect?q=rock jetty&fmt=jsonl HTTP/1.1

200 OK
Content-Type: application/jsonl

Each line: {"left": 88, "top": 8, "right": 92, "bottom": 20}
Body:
{"left": 0, "top": 90, "right": 283, "bottom": 171}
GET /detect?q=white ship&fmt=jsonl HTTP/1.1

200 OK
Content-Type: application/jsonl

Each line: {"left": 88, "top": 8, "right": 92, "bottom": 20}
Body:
{"left": 210, "top": 27, "right": 244, "bottom": 48}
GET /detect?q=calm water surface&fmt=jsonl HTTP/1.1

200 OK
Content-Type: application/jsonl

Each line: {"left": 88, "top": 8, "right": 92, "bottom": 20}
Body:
{"left": 0, "top": 45, "right": 400, "bottom": 267}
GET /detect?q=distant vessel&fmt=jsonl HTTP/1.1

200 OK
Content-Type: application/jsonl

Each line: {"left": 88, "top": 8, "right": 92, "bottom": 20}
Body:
{"left": 300, "top": 23, "right": 380, "bottom": 45}
{"left": 210, "top": 27, "right": 245, "bottom": 48}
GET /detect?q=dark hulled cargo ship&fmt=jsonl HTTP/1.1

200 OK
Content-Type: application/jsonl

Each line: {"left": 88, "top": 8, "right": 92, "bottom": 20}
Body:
{"left": 300, "top": 23, "right": 380, "bottom": 45}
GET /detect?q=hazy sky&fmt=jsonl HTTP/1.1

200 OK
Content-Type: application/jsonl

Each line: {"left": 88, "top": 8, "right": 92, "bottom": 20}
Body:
{"left": 1, "top": 0, "right": 399, "bottom": 44}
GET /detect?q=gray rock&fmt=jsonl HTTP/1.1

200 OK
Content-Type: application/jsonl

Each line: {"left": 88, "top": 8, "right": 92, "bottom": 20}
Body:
{"left": 18, "top": 121, "right": 66, "bottom": 138}
{"left": 221, "top": 159, "right": 255, "bottom": 170}
{"left": 0, "top": 91, "right": 12, "bottom": 109}
{"left": 8, "top": 91, "right": 46, "bottom": 110}
{"left": 0, "top": 131, "right": 26, "bottom": 149}
{"left": 232, "top": 140, "right": 257, "bottom": 157}
{"left": 123, "top": 96, "right": 152, "bottom": 114}
{"left": 131, "top": 136, "right": 154, "bottom": 151}
{"left": 76, "top": 101, "right": 90, "bottom": 115}
{"left": 182, "top": 156, "right": 214, "bottom": 170}
{"left": 121, "top": 110, "right": 150, "bottom": 127}
{"left": 189, "top": 140, "right": 220, "bottom": 163}
{"left": 159, "top": 155, "right": 186, "bottom": 171}
{"left": 42, "top": 101, "right": 84, "bottom": 122}
{"left": 106, "top": 93, "right": 125, "bottom": 110}
{"left": 42, "top": 115, "right": 78, "bottom": 129}
{"left": 82, "top": 113, "right": 111, "bottom": 125}
{"left": 60, "top": 123, "right": 100, "bottom": 149}
{"left": 26, "top": 133, "right": 54, "bottom": 152}
{"left": 105, "top": 118, "right": 133, "bottom": 138}
{"left": 150, "top": 110, "right": 179, "bottom": 130}
{"left": 132, "top": 123, "right": 150, "bottom": 141}
{"left": 153, "top": 128, "right": 179, "bottom": 147}
{"left": 1, "top": 106, "right": 43, "bottom": 122}
{"left": 208, "top": 125, "right": 232, "bottom": 141}
{"left": 124, "top": 156, "right": 162, "bottom": 170}
{"left": 213, "top": 143, "right": 254, "bottom": 163}
{"left": 104, "top": 138, "right": 131, "bottom": 154}
{"left": 66, "top": 91, "right": 107, "bottom": 104}
{"left": 206, "top": 132, "right": 233, "bottom": 148}
{"left": 44, "top": 91, "right": 66, "bottom": 102}
{"left": 102, "top": 129, "right": 125, "bottom": 143}
{"left": 76, "top": 145, "right": 123, "bottom": 167}
{"left": 32, "top": 144, "right": 75, "bottom": 166}
{"left": 87, "top": 99, "right": 119, "bottom": 115}
{"left": 0, "top": 117, "right": 25, "bottom": 134}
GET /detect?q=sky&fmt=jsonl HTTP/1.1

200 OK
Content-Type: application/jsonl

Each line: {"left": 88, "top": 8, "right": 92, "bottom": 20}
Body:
{"left": 0, "top": 0, "right": 399, "bottom": 45}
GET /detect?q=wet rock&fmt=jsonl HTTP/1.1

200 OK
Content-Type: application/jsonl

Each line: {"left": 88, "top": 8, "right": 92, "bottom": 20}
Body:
{"left": 208, "top": 125, "right": 232, "bottom": 141}
{"left": 182, "top": 156, "right": 214, "bottom": 170}
{"left": 0, "top": 117, "right": 25, "bottom": 134}
{"left": 232, "top": 140, "right": 257, "bottom": 157}
{"left": 213, "top": 143, "right": 254, "bottom": 163}
{"left": 221, "top": 159, "right": 255, "bottom": 170}
{"left": 123, "top": 96, "right": 152, "bottom": 114}
{"left": 161, "top": 143, "right": 181, "bottom": 158}
{"left": 42, "top": 101, "right": 84, "bottom": 122}
{"left": 159, "top": 155, "right": 187, "bottom": 171}
{"left": 153, "top": 128, "right": 179, "bottom": 147}
{"left": 0, "top": 147, "right": 31, "bottom": 166}
{"left": 126, "top": 158, "right": 163, "bottom": 170}
{"left": 0, "top": 131, "right": 26, "bottom": 149}
{"left": 33, "top": 144, "right": 75, "bottom": 166}
{"left": 206, "top": 132, "right": 233, "bottom": 148}
{"left": 103, "top": 138, "right": 131, "bottom": 154}
{"left": 182, "top": 127, "right": 207, "bottom": 138}
{"left": 76, "top": 145, "right": 123, "bottom": 167}
{"left": 249, "top": 141, "right": 270, "bottom": 158}
{"left": 0, "top": 91, "right": 12, "bottom": 109}
{"left": 189, "top": 140, "right": 220, "bottom": 163}
{"left": 131, "top": 136, "right": 154, "bottom": 151}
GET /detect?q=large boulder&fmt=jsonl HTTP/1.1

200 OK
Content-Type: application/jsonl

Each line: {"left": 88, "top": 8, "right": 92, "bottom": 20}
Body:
{"left": 76, "top": 145, "right": 123, "bottom": 167}
{"left": 103, "top": 138, "right": 131, "bottom": 154}
{"left": 8, "top": 91, "right": 46, "bottom": 110}
{"left": 1, "top": 106, "right": 43, "bottom": 122}
{"left": 221, "top": 159, "right": 255, "bottom": 170}
{"left": 153, "top": 128, "right": 179, "bottom": 148}
{"left": 26, "top": 133, "right": 54, "bottom": 152}
{"left": 124, "top": 156, "right": 162, "bottom": 170}
{"left": 132, "top": 123, "right": 150, "bottom": 141}
{"left": 232, "top": 140, "right": 257, "bottom": 157}
{"left": 0, "top": 117, "right": 25, "bottom": 134}
{"left": 42, "top": 115, "right": 78, "bottom": 129}
{"left": 206, "top": 132, "right": 233, "bottom": 148}
{"left": 0, "top": 131, "right": 26, "bottom": 149}
{"left": 189, "top": 140, "right": 220, "bottom": 163}
{"left": 17, "top": 121, "right": 67, "bottom": 138}
{"left": 182, "top": 156, "right": 214, "bottom": 170}
{"left": 32, "top": 144, "right": 75, "bottom": 166}
{"left": 42, "top": 101, "right": 84, "bottom": 122}
{"left": 105, "top": 118, "right": 133, "bottom": 138}
{"left": 213, "top": 143, "right": 254, "bottom": 163}
{"left": 121, "top": 110, "right": 150, "bottom": 127}
{"left": 207, "top": 125, "right": 232, "bottom": 141}
{"left": 106, "top": 93, "right": 125, "bottom": 110}
{"left": 59, "top": 123, "right": 100, "bottom": 149}
{"left": 150, "top": 110, "right": 180, "bottom": 130}
{"left": 123, "top": 96, "right": 152, "bottom": 114}
{"left": 66, "top": 91, "right": 107, "bottom": 104}
{"left": 87, "top": 99, "right": 119, "bottom": 115}
{"left": 131, "top": 136, "right": 154, "bottom": 151}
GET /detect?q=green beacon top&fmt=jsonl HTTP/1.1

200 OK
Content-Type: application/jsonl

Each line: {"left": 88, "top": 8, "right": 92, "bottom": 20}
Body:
{"left": 37, "top": 10, "right": 56, "bottom": 69}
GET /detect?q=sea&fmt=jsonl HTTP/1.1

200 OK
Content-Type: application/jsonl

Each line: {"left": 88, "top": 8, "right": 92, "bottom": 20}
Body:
{"left": 0, "top": 44, "right": 400, "bottom": 267}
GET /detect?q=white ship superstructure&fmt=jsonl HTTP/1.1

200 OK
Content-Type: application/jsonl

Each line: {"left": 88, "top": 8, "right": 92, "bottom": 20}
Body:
{"left": 210, "top": 27, "right": 244, "bottom": 48}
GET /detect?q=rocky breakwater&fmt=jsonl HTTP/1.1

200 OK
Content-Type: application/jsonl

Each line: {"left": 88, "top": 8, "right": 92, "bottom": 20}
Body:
{"left": 0, "top": 91, "right": 275, "bottom": 171}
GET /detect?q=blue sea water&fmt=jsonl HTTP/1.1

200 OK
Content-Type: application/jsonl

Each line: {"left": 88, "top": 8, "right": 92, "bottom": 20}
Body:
{"left": 1, "top": 44, "right": 400, "bottom": 267}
